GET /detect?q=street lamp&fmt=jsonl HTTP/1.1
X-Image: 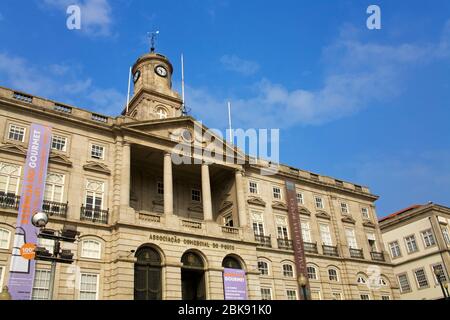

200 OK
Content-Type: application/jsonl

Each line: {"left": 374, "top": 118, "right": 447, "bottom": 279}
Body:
{"left": 444, "top": 282, "right": 449, "bottom": 299}
{"left": 0, "top": 286, "right": 12, "bottom": 300}
{"left": 434, "top": 268, "right": 448, "bottom": 300}
{"left": 297, "top": 274, "right": 308, "bottom": 300}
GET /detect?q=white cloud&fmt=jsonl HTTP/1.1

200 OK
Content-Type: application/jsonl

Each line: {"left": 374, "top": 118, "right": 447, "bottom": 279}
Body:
{"left": 42, "top": 0, "right": 113, "bottom": 36}
{"left": 188, "top": 22, "right": 450, "bottom": 129}
{"left": 0, "top": 52, "right": 124, "bottom": 115}
{"left": 220, "top": 54, "right": 260, "bottom": 76}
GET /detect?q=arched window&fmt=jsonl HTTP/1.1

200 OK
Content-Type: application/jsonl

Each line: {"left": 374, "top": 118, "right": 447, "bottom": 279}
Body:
{"left": 257, "top": 260, "right": 269, "bottom": 276}
{"left": 181, "top": 251, "right": 206, "bottom": 300}
{"left": 135, "top": 247, "right": 162, "bottom": 300}
{"left": 182, "top": 252, "right": 204, "bottom": 269}
{"left": 0, "top": 228, "right": 11, "bottom": 249}
{"left": 379, "top": 277, "right": 388, "bottom": 286}
{"left": 222, "top": 256, "right": 242, "bottom": 269}
{"left": 156, "top": 107, "right": 168, "bottom": 119}
{"left": 328, "top": 268, "right": 339, "bottom": 282}
{"left": 307, "top": 265, "right": 318, "bottom": 280}
{"left": 81, "top": 239, "right": 101, "bottom": 259}
{"left": 282, "top": 264, "right": 294, "bottom": 278}
{"left": 357, "top": 274, "right": 367, "bottom": 284}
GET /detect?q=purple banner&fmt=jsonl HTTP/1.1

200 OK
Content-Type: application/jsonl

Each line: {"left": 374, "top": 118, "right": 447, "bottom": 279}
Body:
{"left": 223, "top": 268, "right": 248, "bottom": 300}
{"left": 8, "top": 123, "right": 52, "bottom": 300}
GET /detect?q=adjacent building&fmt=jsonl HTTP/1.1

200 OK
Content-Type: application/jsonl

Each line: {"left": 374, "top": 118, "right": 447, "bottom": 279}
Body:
{"left": 0, "top": 50, "right": 400, "bottom": 300}
{"left": 379, "top": 203, "right": 450, "bottom": 300}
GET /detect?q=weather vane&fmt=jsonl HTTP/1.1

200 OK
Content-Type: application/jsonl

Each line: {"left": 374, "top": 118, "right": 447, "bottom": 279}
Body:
{"left": 148, "top": 30, "right": 160, "bottom": 53}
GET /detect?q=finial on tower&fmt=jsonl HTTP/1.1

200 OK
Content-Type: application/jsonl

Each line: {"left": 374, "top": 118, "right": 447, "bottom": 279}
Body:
{"left": 148, "top": 30, "right": 160, "bottom": 53}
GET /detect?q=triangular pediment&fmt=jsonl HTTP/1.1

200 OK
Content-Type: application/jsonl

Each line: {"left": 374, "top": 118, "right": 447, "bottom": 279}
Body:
{"left": 49, "top": 153, "right": 73, "bottom": 167}
{"left": 219, "top": 200, "right": 233, "bottom": 214}
{"left": 272, "top": 201, "right": 288, "bottom": 211}
{"left": 341, "top": 216, "right": 356, "bottom": 224}
{"left": 363, "top": 220, "right": 376, "bottom": 228}
{"left": 315, "top": 211, "right": 331, "bottom": 220}
{"left": 0, "top": 143, "right": 27, "bottom": 156}
{"left": 247, "top": 196, "right": 266, "bottom": 207}
{"left": 298, "top": 207, "right": 311, "bottom": 216}
{"left": 122, "top": 117, "right": 246, "bottom": 162}
{"left": 83, "top": 161, "right": 111, "bottom": 175}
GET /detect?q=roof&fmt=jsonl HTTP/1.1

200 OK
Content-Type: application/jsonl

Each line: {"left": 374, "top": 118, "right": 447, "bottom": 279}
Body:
{"left": 378, "top": 204, "right": 424, "bottom": 223}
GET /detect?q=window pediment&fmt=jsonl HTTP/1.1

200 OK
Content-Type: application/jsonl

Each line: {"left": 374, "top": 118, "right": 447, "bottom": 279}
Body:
{"left": 49, "top": 153, "right": 73, "bottom": 167}
{"left": 219, "top": 200, "right": 233, "bottom": 214}
{"left": 0, "top": 143, "right": 27, "bottom": 156}
{"left": 247, "top": 196, "right": 266, "bottom": 207}
{"left": 299, "top": 207, "right": 311, "bottom": 216}
{"left": 272, "top": 201, "right": 288, "bottom": 211}
{"left": 83, "top": 161, "right": 111, "bottom": 175}
{"left": 341, "top": 216, "right": 356, "bottom": 225}
{"left": 315, "top": 211, "right": 331, "bottom": 220}
{"left": 363, "top": 221, "right": 376, "bottom": 228}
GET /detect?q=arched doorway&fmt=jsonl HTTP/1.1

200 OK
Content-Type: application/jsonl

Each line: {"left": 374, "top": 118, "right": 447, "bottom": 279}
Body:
{"left": 181, "top": 251, "right": 206, "bottom": 300}
{"left": 134, "top": 246, "right": 162, "bottom": 300}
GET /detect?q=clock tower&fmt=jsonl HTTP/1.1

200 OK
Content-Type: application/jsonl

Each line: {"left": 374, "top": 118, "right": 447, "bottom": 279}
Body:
{"left": 127, "top": 52, "right": 183, "bottom": 120}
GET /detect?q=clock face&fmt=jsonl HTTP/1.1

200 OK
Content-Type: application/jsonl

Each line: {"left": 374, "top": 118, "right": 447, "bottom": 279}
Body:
{"left": 155, "top": 65, "right": 168, "bottom": 77}
{"left": 133, "top": 70, "right": 141, "bottom": 83}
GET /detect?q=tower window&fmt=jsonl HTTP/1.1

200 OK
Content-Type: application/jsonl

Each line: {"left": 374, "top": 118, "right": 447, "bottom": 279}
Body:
{"left": 156, "top": 107, "right": 168, "bottom": 119}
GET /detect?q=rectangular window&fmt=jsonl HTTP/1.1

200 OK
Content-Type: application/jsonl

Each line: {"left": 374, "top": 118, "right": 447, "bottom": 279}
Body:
{"left": 389, "top": 241, "right": 401, "bottom": 258}
{"left": 414, "top": 268, "right": 429, "bottom": 289}
{"left": 315, "top": 196, "right": 324, "bottom": 209}
{"left": 431, "top": 264, "right": 447, "bottom": 283}
{"left": 85, "top": 180, "right": 104, "bottom": 214}
{"left": 276, "top": 216, "right": 288, "bottom": 239}
{"left": 361, "top": 207, "right": 370, "bottom": 219}
{"left": 340, "top": 202, "right": 349, "bottom": 214}
{"left": 360, "top": 294, "right": 370, "bottom": 300}
{"left": 157, "top": 182, "right": 164, "bottom": 195}
{"left": 286, "top": 290, "right": 297, "bottom": 300}
{"left": 367, "top": 233, "right": 377, "bottom": 251}
{"left": 90, "top": 144, "right": 105, "bottom": 160}
{"left": 81, "top": 240, "right": 101, "bottom": 259}
{"left": 44, "top": 173, "right": 65, "bottom": 203}
{"left": 301, "top": 221, "right": 312, "bottom": 243}
{"left": 296, "top": 193, "right": 304, "bottom": 205}
{"left": 191, "top": 189, "right": 201, "bottom": 202}
{"left": 441, "top": 227, "right": 450, "bottom": 245}
{"left": 32, "top": 270, "right": 51, "bottom": 300}
{"left": 404, "top": 235, "right": 418, "bottom": 253}
{"left": 381, "top": 295, "right": 390, "bottom": 300}
{"left": 51, "top": 135, "right": 67, "bottom": 152}
{"left": 260, "top": 288, "right": 272, "bottom": 300}
{"left": 397, "top": 274, "right": 411, "bottom": 293}
{"left": 421, "top": 229, "right": 436, "bottom": 247}
{"left": 8, "top": 124, "right": 25, "bottom": 142}
{"left": 272, "top": 186, "right": 282, "bottom": 199}
{"left": 223, "top": 214, "right": 234, "bottom": 227}
{"left": 0, "top": 229, "right": 10, "bottom": 249}
{"left": 249, "top": 181, "right": 258, "bottom": 194}
{"left": 345, "top": 228, "right": 358, "bottom": 249}
{"left": 252, "top": 212, "right": 265, "bottom": 236}
{"left": 79, "top": 273, "right": 99, "bottom": 300}
{"left": 0, "top": 162, "right": 21, "bottom": 195}
{"left": 320, "top": 224, "right": 332, "bottom": 246}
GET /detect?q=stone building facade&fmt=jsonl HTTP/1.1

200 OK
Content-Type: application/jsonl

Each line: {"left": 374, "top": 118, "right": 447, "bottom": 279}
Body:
{"left": 379, "top": 203, "right": 450, "bottom": 300}
{"left": 0, "top": 51, "right": 400, "bottom": 300}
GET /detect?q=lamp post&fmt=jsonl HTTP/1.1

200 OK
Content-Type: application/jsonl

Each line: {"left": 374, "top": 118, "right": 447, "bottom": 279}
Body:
{"left": 297, "top": 274, "right": 308, "bottom": 300}
{"left": 0, "top": 286, "right": 12, "bottom": 300}
{"left": 434, "top": 269, "right": 448, "bottom": 300}
{"left": 444, "top": 282, "right": 449, "bottom": 299}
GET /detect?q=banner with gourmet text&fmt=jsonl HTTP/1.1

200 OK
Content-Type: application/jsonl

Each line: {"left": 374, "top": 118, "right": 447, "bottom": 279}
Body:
{"left": 285, "top": 180, "right": 310, "bottom": 300}
{"left": 223, "top": 268, "right": 248, "bottom": 300}
{"left": 8, "top": 123, "right": 52, "bottom": 300}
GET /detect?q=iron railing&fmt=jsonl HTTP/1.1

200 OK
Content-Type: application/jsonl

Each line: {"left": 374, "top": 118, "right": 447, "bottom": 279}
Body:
{"left": 42, "top": 200, "right": 68, "bottom": 218}
{"left": 322, "top": 244, "right": 339, "bottom": 257}
{"left": 277, "top": 238, "right": 293, "bottom": 250}
{"left": 370, "top": 251, "right": 385, "bottom": 262}
{"left": 80, "top": 205, "right": 109, "bottom": 224}
{"left": 255, "top": 234, "right": 272, "bottom": 248}
{"left": 0, "top": 193, "right": 20, "bottom": 210}
{"left": 349, "top": 248, "right": 364, "bottom": 259}
{"left": 303, "top": 242, "right": 318, "bottom": 254}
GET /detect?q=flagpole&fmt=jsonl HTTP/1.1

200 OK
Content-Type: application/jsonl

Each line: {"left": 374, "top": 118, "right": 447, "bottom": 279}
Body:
{"left": 181, "top": 54, "right": 185, "bottom": 113}
{"left": 126, "top": 66, "right": 132, "bottom": 114}
{"left": 228, "top": 101, "right": 232, "bottom": 143}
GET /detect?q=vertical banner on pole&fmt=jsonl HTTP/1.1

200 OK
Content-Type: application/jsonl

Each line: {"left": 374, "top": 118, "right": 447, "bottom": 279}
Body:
{"left": 8, "top": 123, "right": 52, "bottom": 300}
{"left": 285, "top": 180, "right": 310, "bottom": 300}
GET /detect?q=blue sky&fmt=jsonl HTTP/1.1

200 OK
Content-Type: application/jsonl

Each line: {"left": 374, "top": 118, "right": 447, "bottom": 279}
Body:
{"left": 0, "top": 0, "right": 449, "bottom": 217}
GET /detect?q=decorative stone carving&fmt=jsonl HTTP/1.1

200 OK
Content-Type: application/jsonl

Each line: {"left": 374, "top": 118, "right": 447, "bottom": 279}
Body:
{"left": 341, "top": 216, "right": 356, "bottom": 225}
{"left": 247, "top": 196, "right": 266, "bottom": 207}
{"left": 315, "top": 211, "right": 331, "bottom": 220}
{"left": 83, "top": 161, "right": 111, "bottom": 175}
{"left": 272, "top": 201, "right": 288, "bottom": 211}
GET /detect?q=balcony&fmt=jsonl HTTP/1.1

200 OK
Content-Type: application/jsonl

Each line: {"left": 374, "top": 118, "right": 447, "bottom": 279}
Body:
{"left": 80, "top": 205, "right": 109, "bottom": 224}
{"left": 349, "top": 248, "right": 364, "bottom": 259}
{"left": 277, "top": 238, "right": 293, "bottom": 250}
{"left": 322, "top": 244, "right": 339, "bottom": 257}
{"left": 181, "top": 219, "right": 203, "bottom": 230}
{"left": 42, "top": 200, "right": 68, "bottom": 218}
{"left": 0, "top": 193, "right": 20, "bottom": 210}
{"left": 255, "top": 234, "right": 272, "bottom": 248}
{"left": 303, "top": 242, "right": 318, "bottom": 254}
{"left": 370, "top": 251, "right": 385, "bottom": 262}
{"left": 222, "top": 226, "right": 239, "bottom": 235}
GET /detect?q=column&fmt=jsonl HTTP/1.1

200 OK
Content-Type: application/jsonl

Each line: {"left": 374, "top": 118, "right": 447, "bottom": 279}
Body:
{"left": 235, "top": 169, "right": 247, "bottom": 227}
{"left": 201, "top": 163, "right": 213, "bottom": 221}
{"left": 120, "top": 142, "right": 131, "bottom": 207}
{"left": 163, "top": 152, "right": 173, "bottom": 216}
